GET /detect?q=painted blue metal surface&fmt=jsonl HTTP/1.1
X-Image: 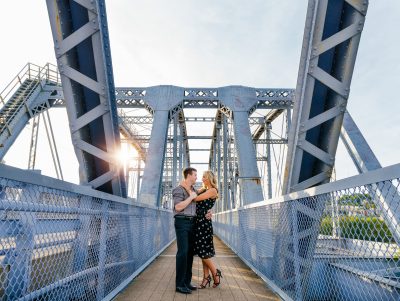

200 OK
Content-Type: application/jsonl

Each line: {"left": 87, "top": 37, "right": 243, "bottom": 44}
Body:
{"left": 284, "top": 0, "right": 369, "bottom": 192}
{"left": 215, "top": 163, "right": 400, "bottom": 301}
{"left": 0, "top": 164, "right": 174, "bottom": 300}
{"left": 218, "top": 86, "right": 264, "bottom": 206}
{"left": 46, "top": 0, "right": 126, "bottom": 197}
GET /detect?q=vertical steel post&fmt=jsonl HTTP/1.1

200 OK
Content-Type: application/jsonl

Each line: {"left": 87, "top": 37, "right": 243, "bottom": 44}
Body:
{"left": 172, "top": 116, "right": 178, "bottom": 189}
{"left": 5, "top": 184, "right": 36, "bottom": 299}
{"left": 139, "top": 86, "right": 183, "bottom": 207}
{"left": 219, "top": 86, "right": 264, "bottom": 206}
{"left": 266, "top": 123, "right": 273, "bottom": 199}
{"left": 70, "top": 195, "right": 92, "bottom": 299}
{"left": 222, "top": 116, "right": 229, "bottom": 211}
{"left": 179, "top": 127, "right": 183, "bottom": 178}
{"left": 96, "top": 200, "right": 109, "bottom": 301}
{"left": 139, "top": 110, "right": 169, "bottom": 206}
{"left": 217, "top": 124, "right": 222, "bottom": 212}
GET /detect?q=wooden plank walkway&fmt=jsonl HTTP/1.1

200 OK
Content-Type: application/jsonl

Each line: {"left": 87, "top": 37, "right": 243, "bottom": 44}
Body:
{"left": 114, "top": 236, "right": 280, "bottom": 301}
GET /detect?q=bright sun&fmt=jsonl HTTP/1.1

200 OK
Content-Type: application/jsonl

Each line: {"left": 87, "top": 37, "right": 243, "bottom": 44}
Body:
{"left": 117, "top": 146, "right": 130, "bottom": 165}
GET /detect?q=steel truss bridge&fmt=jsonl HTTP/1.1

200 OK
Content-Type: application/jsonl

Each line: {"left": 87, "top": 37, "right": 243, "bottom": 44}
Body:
{"left": 0, "top": 0, "right": 399, "bottom": 300}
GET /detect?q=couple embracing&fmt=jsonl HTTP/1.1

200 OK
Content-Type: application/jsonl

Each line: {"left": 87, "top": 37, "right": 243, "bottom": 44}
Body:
{"left": 173, "top": 167, "right": 223, "bottom": 294}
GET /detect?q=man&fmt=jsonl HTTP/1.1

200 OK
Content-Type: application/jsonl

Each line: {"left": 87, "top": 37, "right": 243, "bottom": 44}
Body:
{"left": 173, "top": 167, "right": 212, "bottom": 294}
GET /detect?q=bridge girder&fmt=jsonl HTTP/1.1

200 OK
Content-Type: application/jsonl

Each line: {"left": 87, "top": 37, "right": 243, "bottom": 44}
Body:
{"left": 45, "top": 0, "right": 126, "bottom": 197}
{"left": 276, "top": 1, "right": 369, "bottom": 300}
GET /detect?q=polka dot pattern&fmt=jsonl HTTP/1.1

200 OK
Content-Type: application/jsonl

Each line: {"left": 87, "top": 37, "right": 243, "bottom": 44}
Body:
{"left": 194, "top": 198, "right": 216, "bottom": 259}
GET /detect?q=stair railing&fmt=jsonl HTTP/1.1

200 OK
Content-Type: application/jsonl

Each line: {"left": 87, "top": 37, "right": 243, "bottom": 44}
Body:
{"left": 0, "top": 63, "right": 61, "bottom": 110}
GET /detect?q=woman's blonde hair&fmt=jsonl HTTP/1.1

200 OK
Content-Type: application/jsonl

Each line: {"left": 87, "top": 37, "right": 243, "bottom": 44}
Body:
{"left": 203, "top": 170, "right": 219, "bottom": 199}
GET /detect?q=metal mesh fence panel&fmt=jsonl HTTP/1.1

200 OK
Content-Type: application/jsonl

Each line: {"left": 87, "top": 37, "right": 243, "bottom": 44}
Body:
{"left": 214, "top": 171, "right": 400, "bottom": 301}
{"left": 0, "top": 176, "right": 174, "bottom": 300}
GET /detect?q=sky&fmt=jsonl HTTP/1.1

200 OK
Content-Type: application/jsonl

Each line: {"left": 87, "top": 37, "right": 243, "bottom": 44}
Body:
{"left": 0, "top": 1, "right": 399, "bottom": 190}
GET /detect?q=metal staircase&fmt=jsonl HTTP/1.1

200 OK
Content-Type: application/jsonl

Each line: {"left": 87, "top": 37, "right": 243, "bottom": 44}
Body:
{"left": 0, "top": 79, "right": 39, "bottom": 134}
{"left": 0, "top": 63, "right": 61, "bottom": 159}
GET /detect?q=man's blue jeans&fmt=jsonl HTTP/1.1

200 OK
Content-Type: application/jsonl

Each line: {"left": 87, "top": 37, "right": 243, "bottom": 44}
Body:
{"left": 174, "top": 217, "right": 195, "bottom": 288}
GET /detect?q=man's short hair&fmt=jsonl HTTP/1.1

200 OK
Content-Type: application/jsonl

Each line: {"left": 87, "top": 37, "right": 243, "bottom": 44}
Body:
{"left": 183, "top": 167, "right": 197, "bottom": 179}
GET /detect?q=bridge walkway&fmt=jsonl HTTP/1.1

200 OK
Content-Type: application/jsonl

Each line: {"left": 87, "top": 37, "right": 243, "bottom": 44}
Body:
{"left": 114, "top": 236, "right": 280, "bottom": 301}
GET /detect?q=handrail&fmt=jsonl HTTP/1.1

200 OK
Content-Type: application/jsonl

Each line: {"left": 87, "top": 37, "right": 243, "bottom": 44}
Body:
{"left": 0, "top": 63, "right": 61, "bottom": 134}
{"left": 0, "top": 63, "right": 60, "bottom": 109}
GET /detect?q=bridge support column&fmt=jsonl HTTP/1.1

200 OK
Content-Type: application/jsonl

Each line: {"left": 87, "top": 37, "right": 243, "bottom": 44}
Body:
{"left": 216, "top": 123, "right": 222, "bottom": 212}
{"left": 222, "top": 116, "right": 230, "bottom": 210}
{"left": 139, "top": 110, "right": 169, "bottom": 206}
{"left": 172, "top": 116, "right": 178, "bottom": 189}
{"left": 219, "top": 86, "right": 264, "bottom": 206}
{"left": 266, "top": 123, "right": 273, "bottom": 199}
{"left": 139, "top": 86, "right": 183, "bottom": 207}
{"left": 275, "top": 1, "right": 370, "bottom": 299}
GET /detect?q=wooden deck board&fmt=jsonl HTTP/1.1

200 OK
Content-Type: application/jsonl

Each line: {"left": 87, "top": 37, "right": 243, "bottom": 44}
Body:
{"left": 114, "top": 236, "right": 280, "bottom": 301}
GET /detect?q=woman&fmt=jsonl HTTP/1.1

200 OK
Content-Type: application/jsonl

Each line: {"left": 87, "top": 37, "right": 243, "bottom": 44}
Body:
{"left": 193, "top": 170, "right": 223, "bottom": 288}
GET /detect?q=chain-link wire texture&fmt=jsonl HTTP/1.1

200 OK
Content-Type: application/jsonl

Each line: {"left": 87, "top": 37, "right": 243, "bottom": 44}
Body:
{"left": 214, "top": 165, "right": 400, "bottom": 301}
{"left": 0, "top": 169, "right": 174, "bottom": 300}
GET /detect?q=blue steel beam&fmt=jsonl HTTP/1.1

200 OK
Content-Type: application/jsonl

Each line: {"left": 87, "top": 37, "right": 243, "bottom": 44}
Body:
{"left": 46, "top": 0, "right": 126, "bottom": 197}
{"left": 283, "top": 0, "right": 369, "bottom": 193}
{"left": 219, "top": 86, "right": 264, "bottom": 206}
{"left": 50, "top": 86, "right": 294, "bottom": 108}
{"left": 276, "top": 1, "right": 369, "bottom": 300}
{"left": 139, "top": 86, "right": 183, "bottom": 206}
{"left": 341, "top": 110, "right": 400, "bottom": 244}
{"left": 341, "top": 110, "right": 381, "bottom": 173}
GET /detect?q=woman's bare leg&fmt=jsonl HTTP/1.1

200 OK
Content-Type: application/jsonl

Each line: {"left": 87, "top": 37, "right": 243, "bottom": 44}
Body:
{"left": 201, "top": 258, "right": 217, "bottom": 279}
{"left": 202, "top": 258, "right": 222, "bottom": 287}
{"left": 202, "top": 261, "right": 210, "bottom": 279}
{"left": 199, "top": 260, "right": 211, "bottom": 288}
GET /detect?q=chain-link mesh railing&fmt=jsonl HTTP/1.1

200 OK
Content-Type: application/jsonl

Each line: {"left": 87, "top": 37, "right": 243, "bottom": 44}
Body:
{"left": 0, "top": 166, "right": 174, "bottom": 300}
{"left": 214, "top": 164, "right": 400, "bottom": 301}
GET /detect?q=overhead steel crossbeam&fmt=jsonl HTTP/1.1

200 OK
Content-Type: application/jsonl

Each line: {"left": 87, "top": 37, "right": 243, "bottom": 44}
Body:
{"left": 276, "top": 1, "right": 369, "bottom": 300}
{"left": 120, "top": 116, "right": 268, "bottom": 125}
{"left": 50, "top": 86, "right": 294, "bottom": 109}
{"left": 123, "top": 134, "right": 287, "bottom": 144}
{"left": 51, "top": 86, "right": 295, "bottom": 109}
{"left": 46, "top": 0, "right": 126, "bottom": 197}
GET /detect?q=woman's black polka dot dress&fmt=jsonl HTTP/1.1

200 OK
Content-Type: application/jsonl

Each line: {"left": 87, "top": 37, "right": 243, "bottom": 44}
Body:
{"left": 194, "top": 197, "right": 216, "bottom": 259}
